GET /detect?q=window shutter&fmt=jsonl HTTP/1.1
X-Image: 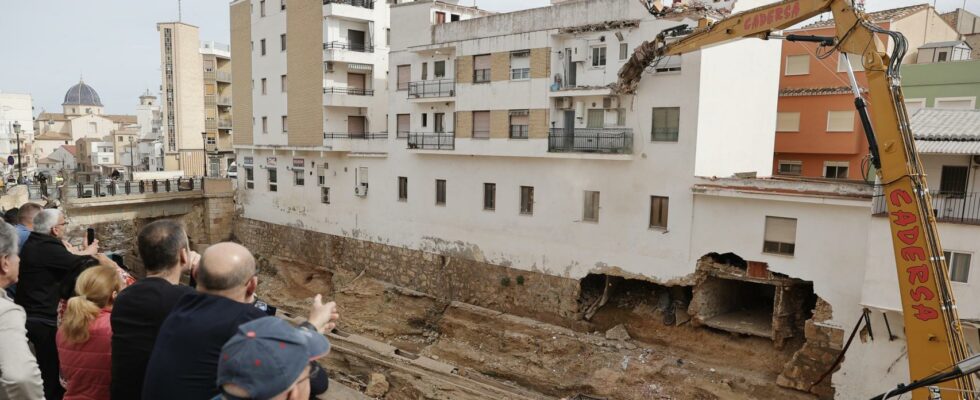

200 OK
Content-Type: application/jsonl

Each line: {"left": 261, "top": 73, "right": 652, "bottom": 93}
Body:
{"left": 776, "top": 112, "right": 800, "bottom": 132}
{"left": 826, "top": 111, "right": 854, "bottom": 132}
{"left": 474, "top": 55, "right": 491, "bottom": 70}
{"left": 397, "top": 114, "right": 410, "bottom": 137}
{"left": 397, "top": 65, "right": 410, "bottom": 90}
{"left": 784, "top": 55, "right": 809, "bottom": 75}
{"left": 764, "top": 217, "right": 796, "bottom": 244}
{"left": 473, "top": 111, "right": 490, "bottom": 138}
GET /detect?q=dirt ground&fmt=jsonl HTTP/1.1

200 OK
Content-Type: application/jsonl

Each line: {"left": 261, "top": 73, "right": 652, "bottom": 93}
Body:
{"left": 256, "top": 258, "right": 817, "bottom": 400}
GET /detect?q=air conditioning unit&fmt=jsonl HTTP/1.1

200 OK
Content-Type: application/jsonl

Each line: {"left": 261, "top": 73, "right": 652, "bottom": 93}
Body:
{"left": 325, "top": 62, "right": 335, "bottom": 73}
{"left": 557, "top": 97, "right": 573, "bottom": 109}
{"left": 602, "top": 96, "right": 619, "bottom": 109}
{"left": 354, "top": 183, "right": 368, "bottom": 197}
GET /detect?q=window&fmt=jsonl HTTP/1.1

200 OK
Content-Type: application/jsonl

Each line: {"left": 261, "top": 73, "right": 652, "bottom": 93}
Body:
{"left": 619, "top": 43, "right": 628, "bottom": 61}
{"left": 396, "top": 65, "right": 410, "bottom": 90}
{"left": 510, "top": 50, "right": 530, "bottom": 80}
{"left": 509, "top": 110, "right": 529, "bottom": 139}
{"left": 824, "top": 161, "right": 849, "bottom": 179}
{"left": 434, "top": 61, "right": 446, "bottom": 78}
{"left": 317, "top": 164, "right": 327, "bottom": 186}
{"left": 245, "top": 167, "right": 255, "bottom": 189}
{"left": 483, "top": 183, "right": 495, "bottom": 211}
{"left": 937, "top": 51, "right": 948, "bottom": 62}
{"left": 396, "top": 114, "right": 410, "bottom": 138}
{"left": 944, "top": 251, "right": 971, "bottom": 283}
{"left": 421, "top": 113, "right": 428, "bottom": 128}
{"left": 434, "top": 113, "right": 445, "bottom": 133}
{"left": 260, "top": 0, "right": 266, "bottom": 16}
{"left": 473, "top": 54, "right": 491, "bottom": 83}
{"left": 294, "top": 169, "right": 304, "bottom": 186}
{"left": 904, "top": 98, "right": 927, "bottom": 111}
{"left": 397, "top": 177, "right": 408, "bottom": 201}
{"left": 281, "top": 116, "right": 288, "bottom": 133}
{"left": 386, "top": 29, "right": 390, "bottom": 46}
{"left": 421, "top": 62, "right": 428, "bottom": 80}
{"left": 118, "top": 136, "right": 124, "bottom": 142}
{"left": 451, "top": 14, "right": 460, "bottom": 21}
{"left": 651, "top": 107, "right": 680, "bottom": 142}
{"left": 435, "top": 179, "right": 446, "bottom": 205}
{"left": 777, "top": 161, "right": 802, "bottom": 176}
{"left": 260, "top": 39, "right": 266, "bottom": 55}
{"left": 261, "top": 78, "right": 267, "bottom": 95}
{"left": 784, "top": 55, "right": 810, "bottom": 75}
{"left": 649, "top": 196, "right": 668, "bottom": 229}
{"left": 262, "top": 117, "right": 268, "bottom": 134}
{"left": 826, "top": 111, "right": 854, "bottom": 132}
{"left": 472, "top": 111, "right": 490, "bottom": 139}
{"left": 583, "top": 191, "right": 600, "bottom": 222}
{"left": 934, "top": 97, "right": 976, "bottom": 110}
{"left": 587, "top": 109, "right": 605, "bottom": 129}
{"left": 280, "top": 34, "right": 286, "bottom": 51}
{"left": 616, "top": 108, "right": 626, "bottom": 126}
{"left": 591, "top": 46, "right": 607, "bottom": 67}
{"left": 776, "top": 112, "right": 800, "bottom": 132}
{"left": 836, "top": 53, "right": 864, "bottom": 72}
{"left": 268, "top": 167, "right": 278, "bottom": 192}
{"left": 939, "top": 166, "right": 969, "bottom": 196}
{"left": 321, "top": 187, "right": 330, "bottom": 204}
{"left": 763, "top": 216, "right": 796, "bottom": 256}
{"left": 281, "top": 75, "right": 287, "bottom": 92}
{"left": 280, "top": 0, "right": 286, "bottom": 10}
{"left": 435, "top": 11, "right": 446, "bottom": 24}
{"left": 520, "top": 186, "right": 534, "bottom": 215}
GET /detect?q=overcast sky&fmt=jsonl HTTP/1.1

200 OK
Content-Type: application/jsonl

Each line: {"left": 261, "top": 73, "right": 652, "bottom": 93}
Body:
{"left": 0, "top": 0, "right": 975, "bottom": 116}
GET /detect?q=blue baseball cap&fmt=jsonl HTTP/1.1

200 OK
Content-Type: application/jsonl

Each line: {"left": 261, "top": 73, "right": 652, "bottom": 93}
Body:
{"left": 217, "top": 317, "right": 330, "bottom": 399}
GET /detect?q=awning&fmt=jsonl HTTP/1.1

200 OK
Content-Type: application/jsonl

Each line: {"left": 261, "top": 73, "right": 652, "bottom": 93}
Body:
{"left": 915, "top": 140, "right": 980, "bottom": 155}
{"left": 348, "top": 63, "right": 373, "bottom": 72}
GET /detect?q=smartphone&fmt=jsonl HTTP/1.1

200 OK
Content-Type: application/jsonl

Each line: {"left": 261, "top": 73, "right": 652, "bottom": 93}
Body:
{"left": 86, "top": 228, "right": 96, "bottom": 246}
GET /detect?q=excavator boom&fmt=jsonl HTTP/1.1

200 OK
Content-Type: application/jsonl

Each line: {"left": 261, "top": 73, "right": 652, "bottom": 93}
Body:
{"left": 616, "top": 0, "right": 977, "bottom": 398}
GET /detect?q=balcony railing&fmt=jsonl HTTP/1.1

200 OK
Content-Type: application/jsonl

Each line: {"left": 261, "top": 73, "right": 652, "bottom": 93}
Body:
{"left": 217, "top": 97, "right": 232, "bottom": 106}
{"left": 873, "top": 190, "right": 980, "bottom": 226}
{"left": 408, "top": 79, "right": 455, "bottom": 99}
{"left": 548, "top": 128, "right": 633, "bottom": 154}
{"left": 323, "top": 0, "right": 374, "bottom": 9}
{"left": 216, "top": 71, "right": 232, "bottom": 82}
{"left": 324, "top": 87, "right": 374, "bottom": 96}
{"left": 323, "top": 132, "right": 389, "bottom": 139}
{"left": 407, "top": 132, "right": 455, "bottom": 150}
{"left": 323, "top": 41, "right": 374, "bottom": 53}
{"left": 218, "top": 119, "right": 233, "bottom": 129}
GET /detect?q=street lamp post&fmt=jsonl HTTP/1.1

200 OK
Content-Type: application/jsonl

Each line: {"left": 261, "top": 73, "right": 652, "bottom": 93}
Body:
{"left": 12, "top": 122, "right": 22, "bottom": 183}
{"left": 200, "top": 131, "right": 208, "bottom": 178}
{"left": 129, "top": 136, "right": 135, "bottom": 178}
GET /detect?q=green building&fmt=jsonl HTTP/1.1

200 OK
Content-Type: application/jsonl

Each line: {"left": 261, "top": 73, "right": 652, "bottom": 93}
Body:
{"left": 902, "top": 58, "right": 980, "bottom": 109}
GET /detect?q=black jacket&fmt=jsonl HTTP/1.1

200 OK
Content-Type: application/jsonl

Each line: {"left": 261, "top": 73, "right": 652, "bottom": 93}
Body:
{"left": 15, "top": 232, "right": 98, "bottom": 322}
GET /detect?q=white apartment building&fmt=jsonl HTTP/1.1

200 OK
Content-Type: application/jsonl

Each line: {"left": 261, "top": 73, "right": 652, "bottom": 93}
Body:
{"left": 135, "top": 91, "right": 165, "bottom": 172}
{"left": 0, "top": 92, "right": 35, "bottom": 178}
{"left": 232, "top": 0, "right": 980, "bottom": 397}
{"left": 158, "top": 22, "right": 207, "bottom": 176}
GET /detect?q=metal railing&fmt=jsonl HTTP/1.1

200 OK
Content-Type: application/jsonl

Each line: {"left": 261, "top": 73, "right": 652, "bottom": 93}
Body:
{"left": 24, "top": 177, "right": 206, "bottom": 201}
{"left": 323, "top": 87, "right": 374, "bottom": 96}
{"left": 548, "top": 128, "right": 633, "bottom": 154}
{"left": 323, "top": 41, "right": 374, "bottom": 53}
{"left": 408, "top": 79, "right": 455, "bottom": 98}
{"left": 873, "top": 190, "right": 980, "bottom": 226}
{"left": 323, "top": 0, "right": 374, "bottom": 9}
{"left": 407, "top": 132, "right": 455, "bottom": 150}
{"left": 473, "top": 69, "right": 491, "bottom": 83}
{"left": 323, "top": 132, "right": 389, "bottom": 139}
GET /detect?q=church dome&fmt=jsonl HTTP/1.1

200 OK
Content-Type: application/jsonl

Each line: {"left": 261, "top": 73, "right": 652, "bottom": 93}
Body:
{"left": 62, "top": 79, "right": 103, "bottom": 107}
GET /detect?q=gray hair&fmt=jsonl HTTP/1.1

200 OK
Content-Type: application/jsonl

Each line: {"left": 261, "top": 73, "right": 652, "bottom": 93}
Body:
{"left": 33, "top": 209, "right": 63, "bottom": 234}
{"left": 0, "top": 223, "right": 18, "bottom": 256}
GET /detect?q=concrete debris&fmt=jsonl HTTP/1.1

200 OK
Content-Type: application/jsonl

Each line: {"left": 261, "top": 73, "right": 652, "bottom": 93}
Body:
{"left": 364, "top": 373, "right": 389, "bottom": 398}
{"left": 558, "top": 19, "right": 640, "bottom": 35}
{"left": 605, "top": 324, "right": 631, "bottom": 341}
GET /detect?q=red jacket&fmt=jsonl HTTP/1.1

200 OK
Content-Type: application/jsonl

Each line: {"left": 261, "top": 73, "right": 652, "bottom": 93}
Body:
{"left": 57, "top": 309, "right": 113, "bottom": 400}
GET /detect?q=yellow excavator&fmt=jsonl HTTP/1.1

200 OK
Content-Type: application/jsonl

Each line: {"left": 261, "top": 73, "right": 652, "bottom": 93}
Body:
{"left": 615, "top": 0, "right": 979, "bottom": 398}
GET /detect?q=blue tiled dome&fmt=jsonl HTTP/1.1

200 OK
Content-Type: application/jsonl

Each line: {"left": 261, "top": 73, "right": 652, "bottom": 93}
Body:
{"left": 62, "top": 80, "right": 103, "bottom": 107}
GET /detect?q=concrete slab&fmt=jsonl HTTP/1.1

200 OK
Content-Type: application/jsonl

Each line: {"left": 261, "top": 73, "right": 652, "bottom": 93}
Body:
{"left": 319, "top": 379, "right": 369, "bottom": 400}
{"left": 703, "top": 309, "right": 773, "bottom": 339}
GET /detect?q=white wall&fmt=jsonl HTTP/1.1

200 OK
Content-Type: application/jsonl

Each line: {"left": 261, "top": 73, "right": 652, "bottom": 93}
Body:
{"left": 251, "top": 1, "right": 289, "bottom": 146}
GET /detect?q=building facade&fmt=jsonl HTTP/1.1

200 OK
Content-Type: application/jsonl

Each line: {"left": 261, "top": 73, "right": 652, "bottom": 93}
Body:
{"left": 202, "top": 41, "right": 235, "bottom": 176}
{"left": 158, "top": 22, "right": 207, "bottom": 176}
{"left": 903, "top": 58, "right": 980, "bottom": 110}
{"left": 0, "top": 92, "right": 35, "bottom": 180}
{"left": 773, "top": 4, "right": 960, "bottom": 180}
{"left": 75, "top": 137, "right": 115, "bottom": 182}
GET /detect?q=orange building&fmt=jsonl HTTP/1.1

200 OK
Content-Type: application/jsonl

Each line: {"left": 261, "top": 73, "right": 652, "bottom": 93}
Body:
{"left": 773, "top": 4, "right": 960, "bottom": 180}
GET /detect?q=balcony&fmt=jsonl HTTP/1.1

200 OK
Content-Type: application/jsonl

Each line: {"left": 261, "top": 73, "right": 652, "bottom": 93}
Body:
{"left": 323, "top": 131, "right": 389, "bottom": 153}
{"left": 407, "top": 132, "right": 455, "bottom": 151}
{"left": 323, "top": 0, "right": 373, "bottom": 9}
{"left": 407, "top": 79, "right": 455, "bottom": 101}
{"left": 323, "top": 87, "right": 374, "bottom": 96}
{"left": 217, "top": 97, "right": 232, "bottom": 106}
{"left": 324, "top": 132, "right": 388, "bottom": 140}
{"left": 218, "top": 118, "right": 233, "bottom": 129}
{"left": 873, "top": 191, "right": 980, "bottom": 226}
{"left": 323, "top": 41, "right": 374, "bottom": 53}
{"left": 216, "top": 71, "right": 232, "bottom": 83}
{"left": 548, "top": 128, "right": 633, "bottom": 154}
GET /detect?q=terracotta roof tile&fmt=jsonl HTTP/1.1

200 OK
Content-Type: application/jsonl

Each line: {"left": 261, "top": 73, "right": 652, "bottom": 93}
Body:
{"left": 800, "top": 4, "right": 930, "bottom": 29}
{"left": 779, "top": 86, "right": 866, "bottom": 96}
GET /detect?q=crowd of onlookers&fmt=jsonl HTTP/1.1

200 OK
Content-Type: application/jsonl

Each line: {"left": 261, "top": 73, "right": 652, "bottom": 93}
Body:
{"left": 0, "top": 203, "right": 339, "bottom": 400}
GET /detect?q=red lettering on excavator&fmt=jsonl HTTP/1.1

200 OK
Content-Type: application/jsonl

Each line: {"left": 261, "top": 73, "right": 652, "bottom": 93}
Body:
{"left": 890, "top": 211, "right": 916, "bottom": 226}
{"left": 890, "top": 189, "right": 913, "bottom": 207}
{"left": 910, "top": 286, "right": 935, "bottom": 302}
{"left": 775, "top": 7, "right": 784, "bottom": 20}
{"left": 906, "top": 265, "right": 929, "bottom": 284}
{"left": 911, "top": 304, "right": 939, "bottom": 321}
{"left": 897, "top": 226, "right": 919, "bottom": 245}
{"left": 901, "top": 246, "right": 926, "bottom": 262}
{"left": 742, "top": 1, "right": 800, "bottom": 31}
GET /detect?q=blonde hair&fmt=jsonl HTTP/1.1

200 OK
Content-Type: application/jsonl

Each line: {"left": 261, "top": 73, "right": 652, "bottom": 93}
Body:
{"left": 61, "top": 265, "right": 122, "bottom": 343}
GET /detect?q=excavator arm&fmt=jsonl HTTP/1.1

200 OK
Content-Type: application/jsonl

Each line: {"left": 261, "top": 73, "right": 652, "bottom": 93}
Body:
{"left": 616, "top": 1, "right": 976, "bottom": 398}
